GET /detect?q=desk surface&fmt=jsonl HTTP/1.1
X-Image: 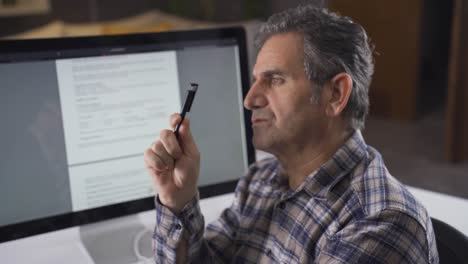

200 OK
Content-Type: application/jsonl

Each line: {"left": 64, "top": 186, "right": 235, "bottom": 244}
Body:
{"left": 1, "top": 188, "right": 467, "bottom": 263}
{"left": 1, "top": 193, "right": 233, "bottom": 264}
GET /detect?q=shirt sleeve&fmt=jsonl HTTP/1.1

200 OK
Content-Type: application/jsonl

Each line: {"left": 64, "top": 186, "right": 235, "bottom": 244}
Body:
{"left": 152, "top": 193, "right": 203, "bottom": 263}
{"left": 152, "top": 175, "right": 249, "bottom": 263}
{"left": 316, "top": 209, "right": 434, "bottom": 263}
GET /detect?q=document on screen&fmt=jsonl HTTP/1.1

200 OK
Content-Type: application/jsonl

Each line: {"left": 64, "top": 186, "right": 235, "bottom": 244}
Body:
{"left": 56, "top": 51, "right": 180, "bottom": 210}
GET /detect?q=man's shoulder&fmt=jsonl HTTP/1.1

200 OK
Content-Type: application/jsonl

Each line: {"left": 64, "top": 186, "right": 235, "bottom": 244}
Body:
{"left": 348, "top": 145, "right": 430, "bottom": 226}
{"left": 343, "top": 145, "right": 438, "bottom": 262}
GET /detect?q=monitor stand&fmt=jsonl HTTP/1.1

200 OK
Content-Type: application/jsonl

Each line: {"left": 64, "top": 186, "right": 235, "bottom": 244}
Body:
{"left": 79, "top": 215, "right": 153, "bottom": 264}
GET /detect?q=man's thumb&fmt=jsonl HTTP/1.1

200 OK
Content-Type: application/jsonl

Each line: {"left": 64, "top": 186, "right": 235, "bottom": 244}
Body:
{"left": 178, "top": 118, "right": 198, "bottom": 156}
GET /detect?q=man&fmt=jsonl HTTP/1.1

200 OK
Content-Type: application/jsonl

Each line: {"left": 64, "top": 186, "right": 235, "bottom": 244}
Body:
{"left": 144, "top": 5, "right": 439, "bottom": 263}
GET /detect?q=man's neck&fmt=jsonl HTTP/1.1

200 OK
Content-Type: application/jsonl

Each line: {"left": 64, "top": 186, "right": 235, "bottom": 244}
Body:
{"left": 276, "top": 128, "right": 353, "bottom": 190}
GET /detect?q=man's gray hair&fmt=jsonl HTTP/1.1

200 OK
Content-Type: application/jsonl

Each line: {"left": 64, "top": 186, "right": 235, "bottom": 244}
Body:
{"left": 255, "top": 6, "right": 375, "bottom": 130}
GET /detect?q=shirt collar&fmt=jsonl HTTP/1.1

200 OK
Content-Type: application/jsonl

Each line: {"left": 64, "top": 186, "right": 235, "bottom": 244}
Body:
{"left": 262, "top": 130, "right": 367, "bottom": 198}
{"left": 299, "top": 130, "right": 367, "bottom": 199}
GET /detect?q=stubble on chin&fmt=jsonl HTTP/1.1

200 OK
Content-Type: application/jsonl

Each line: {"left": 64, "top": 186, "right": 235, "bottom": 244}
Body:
{"left": 252, "top": 127, "right": 272, "bottom": 151}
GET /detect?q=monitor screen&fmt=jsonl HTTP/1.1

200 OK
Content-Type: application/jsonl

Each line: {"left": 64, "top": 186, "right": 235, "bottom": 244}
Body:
{"left": 0, "top": 27, "right": 254, "bottom": 242}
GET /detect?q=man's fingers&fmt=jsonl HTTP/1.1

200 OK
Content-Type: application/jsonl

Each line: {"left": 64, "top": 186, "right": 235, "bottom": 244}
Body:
{"left": 160, "top": 129, "right": 183, "bottom": 159}
{"left": 170, "top": 113, "right": 182, "bottom": 129}
{"left": 178, "top": 118, "right": 199, "bottom": 157}
{"left": 166, "top": 112, "right": 199, "bottom": 157}
{"left": 151, "top": 141, "right": 174, "bottom": 168}
{"left": 144, "top": 148, "right": 167, "bottom": 171}
{"left": 145, "top": 166, "right": 169, "bottom": 187}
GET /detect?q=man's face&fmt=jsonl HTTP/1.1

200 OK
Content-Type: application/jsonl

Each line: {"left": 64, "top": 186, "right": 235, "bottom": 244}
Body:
{"left": 244, "top": 32, "right": 329, "bottom": 154}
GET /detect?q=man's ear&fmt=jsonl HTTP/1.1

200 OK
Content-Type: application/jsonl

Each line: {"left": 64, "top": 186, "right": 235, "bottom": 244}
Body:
{"left": 324, "top": 73, "right": 353, "bottom": 117}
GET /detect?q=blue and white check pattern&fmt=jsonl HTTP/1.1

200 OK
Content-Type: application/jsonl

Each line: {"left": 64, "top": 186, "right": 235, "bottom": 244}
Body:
{"left": 153, "top": 131, "right": 439, "bottom": 263}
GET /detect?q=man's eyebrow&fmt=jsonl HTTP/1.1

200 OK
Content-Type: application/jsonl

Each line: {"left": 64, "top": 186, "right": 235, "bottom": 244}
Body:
{"left": 262, "top": 69, "right": 285, "bottom": 77}
{"left": 252, "top": 69, "right": 286, "bottom": 80}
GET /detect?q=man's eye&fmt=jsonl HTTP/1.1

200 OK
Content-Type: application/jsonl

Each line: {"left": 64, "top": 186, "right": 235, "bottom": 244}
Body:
{"left": 271, "top": 77, "right": 284, "bottom": 86}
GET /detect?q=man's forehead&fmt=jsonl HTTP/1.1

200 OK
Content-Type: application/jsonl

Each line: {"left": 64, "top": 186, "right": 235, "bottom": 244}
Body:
{"left": 252, "top": 56, "right": 287, "bottom": 76}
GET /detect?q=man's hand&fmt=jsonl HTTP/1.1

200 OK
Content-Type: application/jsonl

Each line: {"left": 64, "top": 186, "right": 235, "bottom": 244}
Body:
{"left": 144, "top": 113, "right": 200, "bottom": 213}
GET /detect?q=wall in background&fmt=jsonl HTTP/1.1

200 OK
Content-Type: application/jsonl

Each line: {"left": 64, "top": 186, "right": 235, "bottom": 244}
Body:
{"left": 0, "top": 0, "right": 327, "bottom": 37}
{"left": 0, "top": 0, "right": 158, "bottom": 37}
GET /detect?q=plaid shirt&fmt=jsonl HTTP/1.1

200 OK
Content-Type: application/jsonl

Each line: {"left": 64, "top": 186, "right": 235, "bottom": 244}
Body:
{"left": 153, "top": 131, "right": 439, "bottom": 263}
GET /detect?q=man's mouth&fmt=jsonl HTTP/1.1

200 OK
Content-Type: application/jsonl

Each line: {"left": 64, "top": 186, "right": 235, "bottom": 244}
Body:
{"left": 251, "top": 118, "right": 269, "bottom": 125}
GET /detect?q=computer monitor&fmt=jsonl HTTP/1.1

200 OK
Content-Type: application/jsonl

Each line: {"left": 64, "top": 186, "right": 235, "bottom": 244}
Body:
{"left": 0, "top": 27, "right": 254, "bottom": 250}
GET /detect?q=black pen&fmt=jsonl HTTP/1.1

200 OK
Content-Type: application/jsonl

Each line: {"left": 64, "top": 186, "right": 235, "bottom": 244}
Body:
{"left": 174, "top": 83, "right": 198, "bottom": 139}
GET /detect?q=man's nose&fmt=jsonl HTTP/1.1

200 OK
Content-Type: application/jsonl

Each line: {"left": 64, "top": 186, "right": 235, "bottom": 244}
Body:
{"left": 244, "top": 81, "right": 268, "bottom": 110}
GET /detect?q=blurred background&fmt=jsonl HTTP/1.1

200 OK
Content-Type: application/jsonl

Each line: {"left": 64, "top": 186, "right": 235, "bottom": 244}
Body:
{"left": 1, "top": 0, "right": 467, "bottom": 198}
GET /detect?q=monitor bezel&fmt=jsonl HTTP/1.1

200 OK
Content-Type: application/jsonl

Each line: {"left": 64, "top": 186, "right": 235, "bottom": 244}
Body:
{"left": 0, "top": 27, "right": 255, "bottom": 243}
